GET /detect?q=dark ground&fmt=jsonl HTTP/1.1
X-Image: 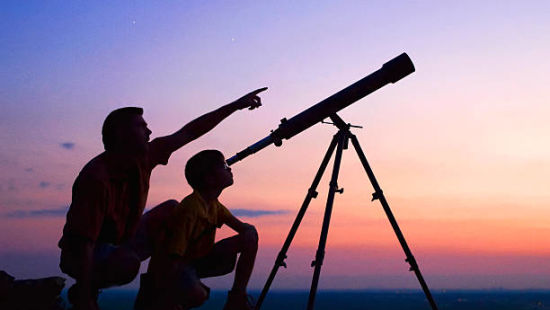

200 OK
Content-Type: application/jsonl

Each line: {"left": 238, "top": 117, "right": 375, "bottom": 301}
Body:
{"left": 62, "top": 289, "right": 550, "bottom": 310}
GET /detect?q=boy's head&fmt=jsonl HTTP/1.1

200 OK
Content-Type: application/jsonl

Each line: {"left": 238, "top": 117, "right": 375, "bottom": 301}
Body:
{"left": 185, "top": 150, "right": 233, "bottom": 191}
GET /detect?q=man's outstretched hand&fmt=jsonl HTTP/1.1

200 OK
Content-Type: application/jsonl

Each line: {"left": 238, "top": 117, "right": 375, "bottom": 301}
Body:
{"left": 232, "top": 87, "right": 268, "bottom": 110}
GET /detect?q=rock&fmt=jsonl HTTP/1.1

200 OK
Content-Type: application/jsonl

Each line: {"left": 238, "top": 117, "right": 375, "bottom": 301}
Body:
{"left": 0, "top": 270, "right": 66, "bottom": 310}
{"left": 0, "top": 270, "right": 15, "bottom": 301}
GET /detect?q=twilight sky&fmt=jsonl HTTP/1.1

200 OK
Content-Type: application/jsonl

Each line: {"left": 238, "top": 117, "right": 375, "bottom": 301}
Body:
{"left": 1, "top": 1, "right": 549, "bottom": 291}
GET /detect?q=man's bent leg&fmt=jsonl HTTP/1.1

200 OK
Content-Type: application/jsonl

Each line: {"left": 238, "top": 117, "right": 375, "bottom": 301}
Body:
{"left": 94, "top": 244, "right": 141, "bottom": 288}
{"left": 61, "top": 243, "right": 139, "bottom": 309}
{"left": 131, "top": 199, "right": 179, "bottom": 261}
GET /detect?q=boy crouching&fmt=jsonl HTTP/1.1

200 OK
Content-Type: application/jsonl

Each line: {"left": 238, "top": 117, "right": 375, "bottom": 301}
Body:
{"left": 135, "top": 150, "right": 258, "bottom": 310}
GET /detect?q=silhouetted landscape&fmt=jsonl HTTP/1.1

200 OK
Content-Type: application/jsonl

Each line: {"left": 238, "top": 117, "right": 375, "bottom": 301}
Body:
{"left": 61, "top": 289, "right": 550, "bottom": 310}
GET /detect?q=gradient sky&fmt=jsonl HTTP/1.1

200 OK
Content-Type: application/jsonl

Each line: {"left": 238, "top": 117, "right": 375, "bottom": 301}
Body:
{"left": 1, "top": 1, "right": 550, "bottom": 291}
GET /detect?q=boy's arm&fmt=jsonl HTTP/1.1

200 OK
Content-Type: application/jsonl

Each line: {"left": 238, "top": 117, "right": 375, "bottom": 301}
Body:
{"left": 225, "top": 212, "right": 257, "bottom": 235}
{"left": 159, "top": 87, "right": 267, "bottom": 154}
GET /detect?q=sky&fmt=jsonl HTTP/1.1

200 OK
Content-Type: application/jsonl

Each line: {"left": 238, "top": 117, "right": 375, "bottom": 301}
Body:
{"left": 1, "top": 1, "right": 550, "bottom": 292}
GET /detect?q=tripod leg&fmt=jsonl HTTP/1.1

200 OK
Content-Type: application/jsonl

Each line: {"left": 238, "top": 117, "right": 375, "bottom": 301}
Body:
{"left": 255, "top": 134, "right": 340, "bottom": 310}
{"left": 307, "top": 131, "right": 347, "bottom": 310}
{"left": 349, "top": 134, "right": 439, "bottom": 310}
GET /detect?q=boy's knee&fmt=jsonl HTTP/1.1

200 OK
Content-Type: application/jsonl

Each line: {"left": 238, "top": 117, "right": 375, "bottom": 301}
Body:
{"left": 240, "top": 225, "right": 258, "bottom": 247}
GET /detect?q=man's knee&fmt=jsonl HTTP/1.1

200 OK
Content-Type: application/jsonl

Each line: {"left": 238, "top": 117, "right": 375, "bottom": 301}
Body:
{"left": 60, "top": 245, "right": 141, "bottom": 286}
{"left": 118, "top": 254, "right": 140, "bottom": 284}
{"left": 134, "top": 199, "right": 179, "bottom": 260}
{"left": 157, "top": 199, "right": 179, "bottom": 210}
{"left": 186, "top": 283, "right": 209, "bottom": 308}
{"left": 142, "top": 200, "right": 178, "bottom": 234}
{"left": 150, "top": 199, "right": 179, "bottom": 213}
{"left": 103, "top": 248, "right": 141, "bottom": 285}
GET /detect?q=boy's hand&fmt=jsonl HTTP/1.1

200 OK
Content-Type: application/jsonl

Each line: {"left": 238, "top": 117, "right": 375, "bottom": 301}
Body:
{"left": 241, "top": 223, "right": 256, "bottom": 232}
{"left": 231, "top": 87, "right": 268, "bottom": 110}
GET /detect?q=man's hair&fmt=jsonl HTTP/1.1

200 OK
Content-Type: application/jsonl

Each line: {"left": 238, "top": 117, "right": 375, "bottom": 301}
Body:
{"left": 102, "top": 107, "right": 143, "bottom": 151}
{"left": 185, "top": 150, "right": 225, "bottom": 190}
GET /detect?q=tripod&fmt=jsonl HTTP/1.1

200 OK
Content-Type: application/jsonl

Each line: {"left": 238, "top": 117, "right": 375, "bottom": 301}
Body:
{"left": 255, "top": 114, "right": 439, "bottom": 310}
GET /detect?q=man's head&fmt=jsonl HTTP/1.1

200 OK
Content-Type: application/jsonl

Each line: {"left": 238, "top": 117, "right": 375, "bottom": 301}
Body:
{"left": 185, "top": 150, "right": 233, "bottom": 192}
{"left": 102, "top": 107, "right": 152, "bottom": 154}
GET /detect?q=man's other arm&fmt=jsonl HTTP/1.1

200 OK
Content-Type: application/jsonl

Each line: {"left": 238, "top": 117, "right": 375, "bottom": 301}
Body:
{"left": 76, "top": 241, "right": 97, "bottom": 310}
{"left": 66, "top": 175, "right": 106, "bottom": 310}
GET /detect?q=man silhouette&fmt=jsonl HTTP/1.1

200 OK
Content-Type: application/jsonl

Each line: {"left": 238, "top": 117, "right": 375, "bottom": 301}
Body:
{"left": 58, "top": 88, "right": 267, "bottom": 310}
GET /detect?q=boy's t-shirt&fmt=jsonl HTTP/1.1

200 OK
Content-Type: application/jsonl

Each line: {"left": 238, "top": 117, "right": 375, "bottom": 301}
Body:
{"left": 164, "top": 191, "right": 232, "bottom": 261}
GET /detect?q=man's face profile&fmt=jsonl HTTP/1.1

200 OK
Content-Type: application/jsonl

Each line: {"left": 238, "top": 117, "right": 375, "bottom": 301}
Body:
{"left": 117, "top": 115, "right": 151, "bottom": 154}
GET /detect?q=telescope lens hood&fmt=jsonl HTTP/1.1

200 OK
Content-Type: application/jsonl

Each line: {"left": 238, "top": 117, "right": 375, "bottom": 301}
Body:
{"left": 382, "top": 53, "right": 415, "bottom": 83}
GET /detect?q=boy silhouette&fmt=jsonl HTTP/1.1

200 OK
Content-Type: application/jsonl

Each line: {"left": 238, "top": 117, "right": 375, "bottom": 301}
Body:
{"left": 137, "top": 150, "right": 258, "bottom": 310}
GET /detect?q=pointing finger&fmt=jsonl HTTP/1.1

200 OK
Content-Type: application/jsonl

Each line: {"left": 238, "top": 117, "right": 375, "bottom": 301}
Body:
{"left": 248, "top": 87, "right": 268, "bottom": 96}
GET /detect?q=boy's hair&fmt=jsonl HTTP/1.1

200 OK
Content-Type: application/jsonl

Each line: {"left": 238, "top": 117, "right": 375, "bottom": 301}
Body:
{"left": 185, "top": 149, "right": 225, "bottom": 190}
{"left": 102, "top": 107, "right": 143, "bottom": 151}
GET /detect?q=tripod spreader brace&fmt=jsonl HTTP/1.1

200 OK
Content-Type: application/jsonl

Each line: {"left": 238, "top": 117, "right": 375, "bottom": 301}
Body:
{"left": 371, "top": 190, "right": 384, "bottom": 201}
{"left": 405, "top": 257, "right": 420, "bottom": 272}
{"left": 311, "top": 249, "right": 325, "bottom": 267}
{"left": 307, "top": 188, "right": 318, "bottom": 199}
{"left": 329, "top": 181, "right": 344, "bottom": 194}
{"left": 275, "top": 252, "right": 288, "bottom": 268}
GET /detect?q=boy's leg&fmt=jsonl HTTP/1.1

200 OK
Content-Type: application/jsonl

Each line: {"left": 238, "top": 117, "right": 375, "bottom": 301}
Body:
{"left": 160, "top": 265, "right": 209, "bottom": 310}
{"left": 195, "top": 226, "right": 258, "bottom": 290}
{"left": 232, "top": 225, "right": 259, "bottom": 293}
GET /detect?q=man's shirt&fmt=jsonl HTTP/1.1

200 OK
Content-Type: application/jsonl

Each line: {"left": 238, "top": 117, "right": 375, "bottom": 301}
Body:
{"left": 59, "top": 138, "right": 172, "bottom": 250}
{"left": 164, "top": 191, "right": 232, "bottom": 262}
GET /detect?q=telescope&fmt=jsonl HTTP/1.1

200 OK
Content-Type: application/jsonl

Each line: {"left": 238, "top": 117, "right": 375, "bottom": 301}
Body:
{"left": 231, "top": 53, "right": 439, "bottom": 310}
{"left": 226, "top": 52, "right": 415, "bottom": 165}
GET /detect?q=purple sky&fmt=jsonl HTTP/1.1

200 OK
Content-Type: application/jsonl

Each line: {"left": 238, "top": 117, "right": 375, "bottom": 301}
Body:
{"left": 1, "top": 1, "right": 550, "bottom": 290}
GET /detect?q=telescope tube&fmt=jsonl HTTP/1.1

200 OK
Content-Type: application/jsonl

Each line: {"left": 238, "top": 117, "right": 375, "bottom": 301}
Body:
{"left": 227, "top": 53, "right": 415, "bottom": 165}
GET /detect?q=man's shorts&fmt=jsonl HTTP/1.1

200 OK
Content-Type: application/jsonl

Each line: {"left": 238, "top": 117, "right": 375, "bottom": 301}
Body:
{"left": 59, "top": 243, "right": 118, "bottom": 279}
